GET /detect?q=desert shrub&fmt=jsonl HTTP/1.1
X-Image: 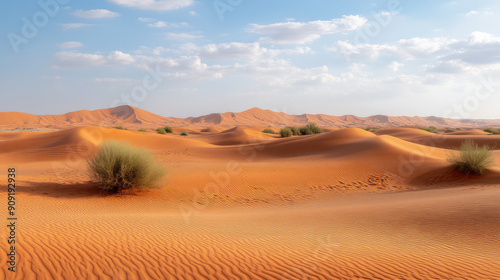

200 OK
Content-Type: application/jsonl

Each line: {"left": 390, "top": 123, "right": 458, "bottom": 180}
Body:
{"left": 157, "top": 128, "right": 166, "bottom": 134}
{"left": 288, "top": 127, "right": 301, "bottom": 136}
{"left": 280, "top": 128, "right": 293, "bottom": 138}
{"left": 113, "top": 126, "right": 127, "bottom": 130}
{"left": 445, "top": 129, "right": 454, "bottom": 133}
{"left": 421, "top": 126, "right": 438, "bottom": 133}
{"left": 447, "top": 139, "right": 494, "bottom": 175}
{"left": 364, "top": 127, "right": 380, "bottom": 131}
{"left": 87, "top": 141, "right": 166, "bottom": 193}
{"left": 299, "top": 123, "right": 322, "bottom": 135}
{"left": 484, "top": 128, "right": 500, "bottom": 135}
{"left": 262, "top": 128, "right": 276, "bottom": 134}
{"left": 180, "top": 131, "right": 189, "bottom": 136}
{"left": 164, "top": 126, "right": 173, "bottom": 133}
{"left": 138, "top": 129, "right": 147, "bottom": 132}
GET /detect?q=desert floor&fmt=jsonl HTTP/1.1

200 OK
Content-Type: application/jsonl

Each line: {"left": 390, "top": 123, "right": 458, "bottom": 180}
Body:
{"left": 1, "top": 126, "right": 499, "bottom": 279}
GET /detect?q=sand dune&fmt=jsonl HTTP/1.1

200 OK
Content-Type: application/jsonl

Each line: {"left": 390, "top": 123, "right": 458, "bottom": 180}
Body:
{"left": 2, "top": 106, "right": 500, "bottom": 130}
{"left": 1, "top": 123, "right": 499, "bottom": 279}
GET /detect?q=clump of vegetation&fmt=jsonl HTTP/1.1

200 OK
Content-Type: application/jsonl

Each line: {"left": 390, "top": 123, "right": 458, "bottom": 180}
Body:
{"left": 87, "top": 141, "right": 166, "bottom": 193}
{"left": 287, "top": 126, "right": 301, "bottom": 136}
{"left": 156, "top": 128, "right": 167, "bottom": 134}
{"left": 363, "top": 127, "right": 380, "bottom": 131}
{"left": 113, "top": 126, "right": 127, "bottom": 130}
{"left": 445, "top": 128, "right": 462, "bottom": 133}
{"left": 420, "top": 126, "right": 438, "bottom": 133}
{"left": 163, "top": 126, "right": 173, "bottom": 133}
{"left": 484, "top": 128, "right": 500, "bottom": 135}
{"left": 299, "top": 123, "right": 322, "bottom": 135}
{"left": 180, "top": 131, "right": 189, "bottom": 136}
{"left": 138, "top": 129, "right": 148, "bottom": 132}
{"left": 280, "top": 128, "right": 293, "bottom": 138}
{"left": 262, "top": 128, "right": 276, "bottom": 134}
{"left": 447, "top": 139, "right": 494, "bottom": 175}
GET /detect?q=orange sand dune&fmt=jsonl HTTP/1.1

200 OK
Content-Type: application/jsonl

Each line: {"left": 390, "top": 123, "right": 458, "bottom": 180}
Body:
{"left": 193, "top": 126, "right": 277, "bottom": 145}
{"left": 2, "top": 105, "right": 500, "bottom": 130}
{"left": 0, "top": 126, "right": 499, "bottom": 279}
{"left": 376, "top": 128, "right": 500, "bottom": 149}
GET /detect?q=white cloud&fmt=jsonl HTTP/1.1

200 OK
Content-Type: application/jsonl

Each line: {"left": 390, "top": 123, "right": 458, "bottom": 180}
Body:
{"left": 331, "top": 37, "right": 452, "bottom": 61}
{"left": 109, "top": 0, "right": 194, "bottom": 10}
{"left": 465, "top": 10, "right": 493, "bottom": 17}
{"left": 140, "top": 18, "right": 189, "bottom": 28}
{"left": 248, "top": 15, "right": 367, "bottom": 44}
{"left": 189, "top": 11, "right": 197, "bottom": 16}
{"left": 62, "top": 23, "right": 93, "bottom": 31}
{"left": 94, "top": 77, "right": 136, "bottom": 83}
{"left": 187, "top": 42, "right": 312, "bottom": 61}
{"left": 388, "top": 61, "right": 403, "bottom": 72}
{"left": 58, "top": 41, "right": 83, "bottom": 49}
{"left": 166, "top": 32, "right": 202, "bottom": 40}
{"left": 53, "top": 51, "right": 135, "bottom": 68}
{"left": 73, "top": 9, "right": 119, "bottom": 19}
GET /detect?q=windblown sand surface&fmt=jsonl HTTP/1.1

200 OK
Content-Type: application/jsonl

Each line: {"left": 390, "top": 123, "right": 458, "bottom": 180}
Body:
{"left": 1, "top": 125, "right": 499, "bottom": 279}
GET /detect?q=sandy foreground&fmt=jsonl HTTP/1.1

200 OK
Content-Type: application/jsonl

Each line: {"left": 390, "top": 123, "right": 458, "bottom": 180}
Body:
{"left": 1, "top": 126, "right": 499, "bottom": 279}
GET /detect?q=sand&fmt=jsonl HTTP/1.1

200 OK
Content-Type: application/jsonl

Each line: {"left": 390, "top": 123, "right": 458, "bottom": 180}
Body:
{"left": 1, "top": 111, "right": 499, "bottom": 279}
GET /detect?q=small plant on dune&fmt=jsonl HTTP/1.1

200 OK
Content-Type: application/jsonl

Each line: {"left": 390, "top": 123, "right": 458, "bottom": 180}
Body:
{"left": 157, "top": 128, "right": 167, "bottom": 134}
{"left": 138, "top": 129, "right": 148, "bottom": 132}
{"left": 444, "top": 129, "right": 454, "bottom": 133}
{"left": 299, "top": 123, "right": 322, "bottom": 135}
{"left": 420, "top": 126, "right": 438, "bottom": 133}
{"left": 87, "top": 141, "right": 166, "bottom": 193}
{"left": 287, "top": 126, "right": 301, "bottom": 136}
{"left": 280, "top": 128, "right": 293, "bottom": 138}
{"left": 164, "top": 126, "right": 173, "bottom": 133}
{"left": 363, "top": 127, "right": 380, "bottom": 131}
{"left": 262, "top": 128, "right": 276, "bottom": 134}
{"left": 484, "top": 128, "right": 500, "bottom": 135}
{"left": 180, "top": 131, "right": 189, "bottom": 136}
{"left": 447, "top": 139, "right": 494, "bottom": 175}
{"left": 113, "top": 126, "right": 127, "bottom": 130}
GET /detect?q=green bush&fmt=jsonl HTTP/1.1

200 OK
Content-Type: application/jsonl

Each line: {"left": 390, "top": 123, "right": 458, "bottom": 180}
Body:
{"left": 87, "top": 141, "right": 166, "bottom": 193}
{"left": 288, "top": 127, "right": 301, "bottom": 136}
{"left": 280, "top": 128, "right": 293, "bottom": 138}
{"left": 363, "top": 127, "right": 379, "bottom": 131}
{"left": 138, "top": 129, "right": 148, "bottom": 132}
{"left": 299, "top": 123, "right": 322, "bottom": 135}
{"left": 157, "top": 128, "right": 167, "bottom": 134}
{"left": 447, "top": 139, "right": 494, "bottom": 175}
{"left": 484, "top": 128, "right": 500, "bottom": 135}
{"left": 421, "top": 126, "right": 438, "bottom": 133}
{"left": 445, "top": 129, "right": 454, "bottom": 133}
{"left": 113, "top": 126, "right": 127, "bottom": 130}
{"left": 164, "top": 126, "right": 173, "bottom": 133}
{"left": 180, "top": 131, "right": 189, "bottom": 136}
{"left": 262, "top": 128, "right": 276, "bottom": 134}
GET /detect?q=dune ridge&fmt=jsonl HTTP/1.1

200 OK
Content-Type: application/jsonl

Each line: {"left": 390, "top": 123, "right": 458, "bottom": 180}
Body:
{"left": 1, "top": 106, "right": 500, "bottom": 130}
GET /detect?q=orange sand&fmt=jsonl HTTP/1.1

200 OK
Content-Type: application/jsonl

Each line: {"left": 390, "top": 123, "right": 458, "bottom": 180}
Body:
{"left": 0, "top": 116, "right": 499, "bottom": 279}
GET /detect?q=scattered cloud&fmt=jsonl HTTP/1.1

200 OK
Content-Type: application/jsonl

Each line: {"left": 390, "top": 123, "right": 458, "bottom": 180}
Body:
{"left": 248, "top": 15, "right": 367, "bottom": 44}
{"left": 465, "top": 10, "right": 493, "bottom": 17}
{"left": 58, "top": 41, "right": 83, "bottom": 49}
{"left": 53, "top": 51, "right": 135, "bottom": 68}
{"left": 166, "top": 32, "right": 202, "bottom": 40}
{"left": 138, "top": 18, "right": 189, "bottom": 28}
{"left": 73, "top": 9, "right": 119, "bottom": 19}
{"left": 189, "top": 11, "right": 197, "bottom": 16}
{"left": 94, "top": 77, "right": 136, "bottom": 83}
{"left": 62, "top": 23, "right": 93, "bottom": 31}
{"left": 109, "top": 0, "right": 194, "bottom": 11}
{"left": 387, "top": 61, "right": 403, "bottom": 72}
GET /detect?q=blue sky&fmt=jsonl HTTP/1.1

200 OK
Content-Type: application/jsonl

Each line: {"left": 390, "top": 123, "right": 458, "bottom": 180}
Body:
{"left": 2, "top": 0, "right": 500, "bottom": 119}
